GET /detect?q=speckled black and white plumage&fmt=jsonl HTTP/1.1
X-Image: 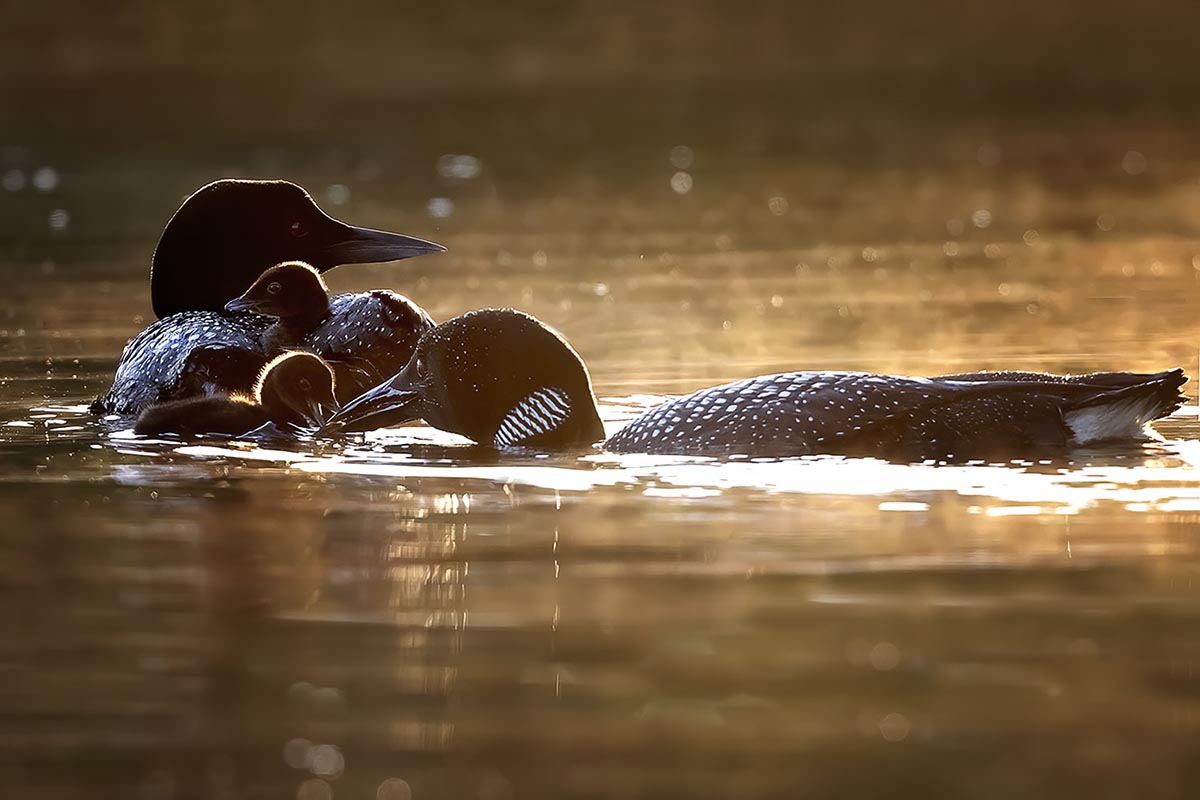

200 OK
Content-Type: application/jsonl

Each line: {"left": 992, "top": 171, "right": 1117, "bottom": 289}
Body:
{"left": 92, "top": 292, "right": 433, "bottom": 414}
{"left": 604, "top": 369, "right": 1188, "bottom": 459}
{"left": 300, "top": 290, "right": 433, "bottom": 402}
{"left": 91, "top": 312, "right": 272, "bottom": 414}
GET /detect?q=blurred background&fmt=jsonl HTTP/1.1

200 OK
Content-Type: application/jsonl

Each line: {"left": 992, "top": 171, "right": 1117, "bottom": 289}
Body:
{"left": 3, "top": 2, "right": 1200, "bottom": 799}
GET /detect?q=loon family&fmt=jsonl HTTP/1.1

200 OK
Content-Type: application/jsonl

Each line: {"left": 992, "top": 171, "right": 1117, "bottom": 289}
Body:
{"left": 94, "top": 179, "right": 1188, "bottom": 460}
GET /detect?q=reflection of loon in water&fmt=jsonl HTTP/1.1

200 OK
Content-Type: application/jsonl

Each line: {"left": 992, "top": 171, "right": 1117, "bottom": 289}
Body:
{"left": 91, "top": 179, "right": 443, "bottom": 415}
{"left": 133, "top": 352, "right": 338, "bottom": 437}
{"left": 325, "top": 309, "right": 1188, "bottom": 460}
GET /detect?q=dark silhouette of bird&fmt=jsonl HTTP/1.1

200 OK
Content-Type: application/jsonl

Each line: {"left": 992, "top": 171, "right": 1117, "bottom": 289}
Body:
{"left": 92, "top": 179, "right": 443, "bottom": 415}
{"left": 324, "top": 309, "right": 1187, "bottom": 460}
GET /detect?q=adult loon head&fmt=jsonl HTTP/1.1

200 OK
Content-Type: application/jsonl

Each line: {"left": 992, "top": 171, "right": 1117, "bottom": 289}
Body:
{"left": 134, "top": 351, "right": 339, "bottom": 436}
{"left": 324, "top": 308, "right": 605, "bottom": 448}
{"left": 224, "top": 260, "right": 331, "bottom": 329}
{"left": 150, "top": 179, "right": 444, "bottom": 318}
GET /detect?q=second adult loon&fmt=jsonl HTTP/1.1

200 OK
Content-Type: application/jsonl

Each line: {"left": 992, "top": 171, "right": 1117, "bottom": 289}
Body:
{"left": 91, "top": 179, "right": 443, "bottom": 414}
{"left": 323, "top": 309, "right": 1187, "bottom": 460}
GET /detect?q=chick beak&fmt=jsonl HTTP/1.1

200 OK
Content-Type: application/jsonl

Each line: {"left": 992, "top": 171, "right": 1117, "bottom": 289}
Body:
{"left": 224, "top": 294, "right": 261, "bottom": 314}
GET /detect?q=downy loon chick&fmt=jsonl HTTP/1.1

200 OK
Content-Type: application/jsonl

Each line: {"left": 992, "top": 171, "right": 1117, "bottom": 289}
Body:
{"left": 224, "top": 260, "right": 434, "bottom": 403}
{"left": 134, "top": 351, "right": 338, "bottom": 437}
{"left": 92, "top": 179, "right": 443, "bottom": 415}
{"left": 324, "top": 309, "right": 1188, "bottom": 460}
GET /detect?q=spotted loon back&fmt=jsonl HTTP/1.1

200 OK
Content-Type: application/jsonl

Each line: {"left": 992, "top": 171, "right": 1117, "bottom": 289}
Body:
{"left": 603, "top": 368, "right": 1187, "bottom": 460}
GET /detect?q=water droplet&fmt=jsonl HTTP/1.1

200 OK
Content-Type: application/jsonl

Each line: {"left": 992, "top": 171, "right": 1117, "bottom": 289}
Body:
{"left": 48, "top": 209, "right": 70, "bottom": 231}
{"left": 1096, "top": 213, "right": 1115, "bottom": 232}
{"left": 971, "top": 209, "right": 992, "bottom": 228}
{"left": 767, "top": 195, "right": 788, "bottom": 216}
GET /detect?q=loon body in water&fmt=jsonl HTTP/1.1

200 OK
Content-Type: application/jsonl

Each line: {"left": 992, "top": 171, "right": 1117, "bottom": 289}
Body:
{"left": 224, "top": 260, "right": 433, "bottom": 403}
{"left": 134, "top": 351, "right": 338, "bottom": 437}
{"left": 324, "top": 309, "right": 1187, "bottom": 460}
{"left": 92, "top": 179, "right": 443, "bottom": 415}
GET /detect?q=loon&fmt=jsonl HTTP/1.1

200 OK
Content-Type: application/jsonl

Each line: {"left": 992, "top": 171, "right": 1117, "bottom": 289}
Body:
{"left": 91, "top": 179, "right": 443, "bottom": 415}
{"left": 325, "top": 309, "right": 605, "bottom": 446}
{"left": 224, "top": 260, "right": 433, "bottom": 403}
{"left": 323, "top": 309, "right": 1188, "bottom": 460}
{"left": 134, "top": 351, "right": 338, "bottom": 437}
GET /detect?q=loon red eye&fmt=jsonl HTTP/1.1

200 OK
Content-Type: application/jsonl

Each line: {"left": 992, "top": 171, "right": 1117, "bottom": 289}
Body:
{"left": 267, "top": 281, "right": 282, "bottom": 295}
{"left": 289, "top": 221, "right": 309, "bottom": 238}
{"left": 298, "top": 378, "right": 312, "bottom": 392}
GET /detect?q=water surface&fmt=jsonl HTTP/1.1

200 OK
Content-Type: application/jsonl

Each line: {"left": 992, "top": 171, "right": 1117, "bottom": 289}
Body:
{"left": 5, "top": 9, "right": 1200, "bottom": 797}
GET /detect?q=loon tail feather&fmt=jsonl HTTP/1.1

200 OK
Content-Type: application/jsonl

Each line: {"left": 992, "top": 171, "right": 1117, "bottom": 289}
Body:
{"left": 1063, "top": 368, "right": 1188, "bottom": 444}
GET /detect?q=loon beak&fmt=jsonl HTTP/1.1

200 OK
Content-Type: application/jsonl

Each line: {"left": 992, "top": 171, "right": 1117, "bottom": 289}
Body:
{"left": 324, "top": 224, "right": 446, "bottom": 265}
{"left": 305, "top": 397, "right": 337, "bottom": 429}
{"left": 223, "top": 295, "right": 260, "bottom": 314}
{"left": 321, "top": 368, "right": 422, "bottom": 434}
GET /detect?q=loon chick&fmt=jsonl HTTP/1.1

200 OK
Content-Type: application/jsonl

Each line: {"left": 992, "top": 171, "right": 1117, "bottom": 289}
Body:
{"left": 224, "top": 260, "right": 434, "bottom": 403}
{"left": 325, "top": 309, "right": 605, "bottom": 448}
{"left": 92, "top": 179, "right": 444, "bottom": 415}
{"left": 134, "top": 351, "right": 338, "bottom": 437}
{"left": 323, "top": 309, "right": 1187, "bottom": 459}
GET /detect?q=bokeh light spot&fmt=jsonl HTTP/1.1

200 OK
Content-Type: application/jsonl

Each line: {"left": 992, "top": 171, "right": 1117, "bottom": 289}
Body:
{"left": 32, "top": 166, "right": 58, "bottom": 191}
{"left": 669, "top": 145, "right": 694, "bottom": 169}
{"left": 377, "top": 778, "right": 412, "bottom": 800}
{"left": 1, "top": 169, "right": 24, "bottom": 191}
{"left": 879, "top": 712, "right": 911, "bottom": 742}
{"left": 1121, "top": 150, "right": 1147, "bottom": 175}
{"left": 437, "top": 153, "right": 482, "bottom": 180}
{"left": 426, "top": 197, "right": 455, "bottom": 218}
{"left": 297, "top": 778, "right": 333, "bottom": 800}
{"left": 325, "top": 184, "right": 350, "bottom": 205}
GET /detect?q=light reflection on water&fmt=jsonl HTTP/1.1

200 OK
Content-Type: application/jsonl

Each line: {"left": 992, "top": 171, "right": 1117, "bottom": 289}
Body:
{"left": 7, "top": 50, "right": 1200, "bottom": 800}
